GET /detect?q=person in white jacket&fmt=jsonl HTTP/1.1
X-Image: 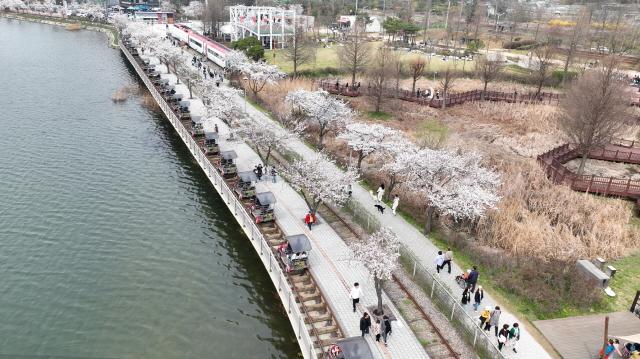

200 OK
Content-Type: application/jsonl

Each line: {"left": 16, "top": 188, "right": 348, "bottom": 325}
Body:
{"left": 349, "top": 282, "right": 362, "bottom": 312}
{"left": 391, "top": 195, "right": 399, "bottom": 215}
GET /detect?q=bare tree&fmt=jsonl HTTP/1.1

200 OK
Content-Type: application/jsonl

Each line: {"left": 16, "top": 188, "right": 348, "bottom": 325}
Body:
{"left": 558, "top": 57, "right": 630, "bottom": 175}
{"left": 338, "top": 25, "right": 370, "bottom": 85}
{"left": 532, "top": 45, "right": 555, "bottom": 97}
{"left": 409, "top": 57, "right": 426, "bottom": 95}
{"left": 367, "top": 47, "right": 394, "bottom": 113}
{"left": 393, "top": 52, "right": 404, "bottom": 94}
{"left": 205, "top": 0, "right": 227, "bottom": 38}
{"left": 283, "top": 27, "right": 315, "bottom": 77}
{"left": 562, "top": 9, "right": 590, "bottom": 86}
{"left": 476, "top": 54, "right": 503, "bottom": 96}
{"left": 439, "top": 66, "right": 457, "bottom": 109}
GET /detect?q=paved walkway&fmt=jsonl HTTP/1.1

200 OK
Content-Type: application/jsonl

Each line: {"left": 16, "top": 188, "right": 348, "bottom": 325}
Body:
{"left": 173, "top": 36, "right": 552, "bottom": 358}
{"left": 143, "top": 45, "right": 430, "bottom": 359}
{"left": 222, "top": 71, "right": 554, "bottom": 359}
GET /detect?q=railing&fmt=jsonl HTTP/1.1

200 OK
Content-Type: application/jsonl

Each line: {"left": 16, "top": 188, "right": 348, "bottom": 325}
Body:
{"left": 338, "top": 198, "right": 505, "bottom": 358}
{"left": 318, "top": 81, "right": 561, "bottom": 108}
{"left": 120, "top": 43, "right": 318, "bottom": 359}
{"left": 537, "top": 144, "right": 640, "bottom": 199}
{"left": 399, "top": 246, "right": 507, "bottom": 359}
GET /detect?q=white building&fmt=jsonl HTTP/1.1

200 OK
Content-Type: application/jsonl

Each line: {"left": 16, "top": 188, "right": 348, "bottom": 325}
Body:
{"left": 229, "top": 5, "right": 314, "bottom": 49}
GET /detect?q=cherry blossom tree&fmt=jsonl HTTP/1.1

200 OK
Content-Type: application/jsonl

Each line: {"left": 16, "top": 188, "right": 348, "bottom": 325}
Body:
{"left": 112, "top": 13, "right": 130, "bottom": 32}
{"left": 286, "top": 89, "right": 353, "bottom": 150}
{"left": 0, "top": 0, "right": 25, "bottom": 11}
{"left": 154, "top": 40, "right": 182, "bottom": 75}
{"left": 351, "top": 227, "right": 400, "bottom": 315}
{"left": 404, "top": 149, "right": 501, "bottom": 233}
{"left": 338, "top": 122, "right": 400, "bottom": 171}
{"left": 182, "top": 1, "right": 203, "bottom": 19}
{"left": 235, "top": 117, "right": 301, "bottom": 167}
{"left": 380, "top": 141, "right": 420, "bottom": 199}
{"left": 160, "top": 0, "right": 176, "bottom": 12}
{"left": 223, "top": 50, "right": 249, "bottom": 74}
{"left": 242, "top": 61, "right": 285, "bottom": 99}
{"left": 282, "top": 152, "right": 358, "bottom": 213}
{"left": 176, "top": 59, "right": 202, "bottom": 99}
{"left": 198, "top": 82, "right": 243, "bottom": 126}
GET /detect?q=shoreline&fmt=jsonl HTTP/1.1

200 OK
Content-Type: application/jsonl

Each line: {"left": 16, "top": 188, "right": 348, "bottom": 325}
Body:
{"left": 0, "top": 11, "right": 118, "bottom": 48}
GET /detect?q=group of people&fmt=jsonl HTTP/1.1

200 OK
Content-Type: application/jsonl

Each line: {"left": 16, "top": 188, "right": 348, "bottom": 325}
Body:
{"left": 190, "top": 55, "right": 223, "bottom": 86}
{"left": 478, "top": 306, "right": 520, "bottom": 352}
{"left": 603, "top": 339, "right": 640, "bottom": 358}
{"left": 252, "top": 163, "right": 277, "bottom": 183}
{"left": 414, "top": 88, "right": 434, "bottom": 99}
{"left": 372, "top": 184, "right": 400, "bottom": 216}
{"left": 359, "top": 312, "right": 393, "bottom": 346}
{"left": 349, "top": 282, "right": 393, "bottom": 346}
{"left": 334, "top": 80, "right": 362, "bottom": 92}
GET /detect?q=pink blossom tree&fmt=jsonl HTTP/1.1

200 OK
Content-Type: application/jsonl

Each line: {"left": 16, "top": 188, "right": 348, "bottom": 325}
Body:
{"left": 338, "top": 122, "right": 401, "bottom": 171}
{"left": 282, "top": 152, "right": 358, "bottom": 213}
{"left": 351, "top": 227, "right": 400, "bottom": 315}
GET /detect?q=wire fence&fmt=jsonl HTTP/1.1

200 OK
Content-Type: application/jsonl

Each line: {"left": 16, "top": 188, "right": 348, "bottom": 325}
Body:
{"left": 340, "top": 200, "right": 507, "bottom": 359}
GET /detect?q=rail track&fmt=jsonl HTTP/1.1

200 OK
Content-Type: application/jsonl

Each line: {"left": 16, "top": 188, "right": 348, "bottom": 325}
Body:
{"left": 177, "top": 111, "right": 343, "bottom": 359}
{"left": 317, "top": 204, "right": 461, "bottom": 359}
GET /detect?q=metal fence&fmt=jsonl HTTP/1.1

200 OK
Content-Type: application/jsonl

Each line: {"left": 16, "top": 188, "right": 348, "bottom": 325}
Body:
{"left": 121, "top": 43, "right": 319, "bottom": 359}
{"left": 341, "top": 200, "right": 506, "bottom": 359}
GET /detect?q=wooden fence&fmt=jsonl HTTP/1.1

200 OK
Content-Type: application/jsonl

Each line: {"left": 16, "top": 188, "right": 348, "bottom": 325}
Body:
{"left": 318, "top": 82, "right": 560, "bottom": 108}
{"left": 537, "top": 143, "right": 640, "bottom": 200}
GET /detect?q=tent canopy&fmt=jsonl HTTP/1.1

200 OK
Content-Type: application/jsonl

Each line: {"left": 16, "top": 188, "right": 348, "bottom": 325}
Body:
{"left": 336, "top": 337, "right": 374, "bottom": 359}
{"left": 286, "top": 234, "right": 312, "bottom": 253}
{"left": 237, "top": 170, "right": 257, "bottom": 183}
{"left": 255, "top": 191, "right": 276, "bottom": 205}
{"left": 220, "top": 150, "right": 238, "bottom": 160}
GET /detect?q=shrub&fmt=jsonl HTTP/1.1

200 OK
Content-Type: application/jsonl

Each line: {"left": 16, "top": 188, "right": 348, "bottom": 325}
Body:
{"left": 551, "top": 70, "right": 578, "bottom": 84}
{"left": 503, "top": 39, "right": 537, "bottom": 50}
{"left": 231, "top": 36, "right": 265, "bottom": 60}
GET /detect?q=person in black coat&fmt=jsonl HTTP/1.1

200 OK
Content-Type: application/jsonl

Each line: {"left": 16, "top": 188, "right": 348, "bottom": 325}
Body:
{"left": 359, "top": 313, "right": 371, "bottom": 337}
{"left": 466, "top": 266, "right": 479, "bottom": 292}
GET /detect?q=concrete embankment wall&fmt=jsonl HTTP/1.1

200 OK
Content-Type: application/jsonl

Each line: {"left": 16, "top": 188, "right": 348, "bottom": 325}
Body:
{"left": 119, "top": 43, "right": 317, "bottom": 359}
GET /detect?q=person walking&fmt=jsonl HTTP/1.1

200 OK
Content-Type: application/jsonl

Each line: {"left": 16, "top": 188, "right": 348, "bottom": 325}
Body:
{"left": 443, "top": 247, "right": 453, "bottom": 274}
{"left": 489, "top": 306, "right": 502, "bottom": 336}
{"left": 304, "top": 211, "right": 315, "bottom": 231}
{"left": 372, "top": 319, "right": 381, "bottom": 342}
{"left": 270, "top": 167, "right": 277, "bottom": 183}
{"left": 508, "top": 323, "right": 520, "bottom": 353}
{"left": 434, "top": 251, "right": 445, "bottom": 273}
{"left": 466, "top": 266, "right": 479, "bottom": 292}
{"left": 391, "top": 195, "right": 399, "bottom": 215}
{"left": 461, "top": 287, "right": 471, "bottom": 306}
{"left": 256, "top": 164, "right": 263, "bottom": 181}
{"left": 479, "top": 306, "right": 491, "bottom": 327}
{"left": 359, "top": 313, "right": 371, "bottom": 337}
{"left": 376, "top": 184, "right": 385, "bottom": 202}
{"left": 382, "top": 315, "right": 392, "bottom": 345}
{"left": 349, "top": 282, "right": 362, "bottom": 312}
{"left": 498, "top": 324, "right": 510, "bottom": 351}
{"left": 473, "top": 286, "right": 484, "bottom": 312}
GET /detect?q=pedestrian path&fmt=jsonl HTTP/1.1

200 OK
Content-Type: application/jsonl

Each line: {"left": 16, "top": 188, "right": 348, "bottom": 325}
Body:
{"left": 230, "top": 79, "right": 553, "bottom": 359}
{"left": 144, "top": 44, "right": 430, "bottom": 359}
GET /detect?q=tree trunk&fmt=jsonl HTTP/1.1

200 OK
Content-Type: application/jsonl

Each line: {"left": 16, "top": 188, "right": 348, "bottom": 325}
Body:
{"left": 412, "top": 78, "right": 417, "bottom": 94}
{"left": 357, "top": 151, "right": 365, "bottom": 170}
{"left": 577, "top": 152, "right": 588, "bottom": 176}
{"left": 351, "top": 70, "right": 357, "bottom": 87}
{"left": 386, "top": 176, "right": 397, "bottom": 200}
{"left": 318, "top": 131, "right": 326, "bottom": 150}
{"left": 424, "top": 206, "right": 435, "bottom": 233}
{"left": 374, "top": 276, "right": 384, "bottom": 315}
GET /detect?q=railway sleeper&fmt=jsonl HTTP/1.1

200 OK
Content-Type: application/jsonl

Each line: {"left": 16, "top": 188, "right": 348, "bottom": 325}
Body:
{"left": 304, "top": 313, "right": 333, "bottom": 324}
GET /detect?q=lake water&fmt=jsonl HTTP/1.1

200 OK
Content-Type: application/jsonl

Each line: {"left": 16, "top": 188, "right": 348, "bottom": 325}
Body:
{"left": 0, "top": 17, "right": 299, "bottom": 359}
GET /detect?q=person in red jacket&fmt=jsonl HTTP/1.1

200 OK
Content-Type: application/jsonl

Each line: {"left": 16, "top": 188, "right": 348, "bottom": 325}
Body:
{"left": 304, "top": 211, "right": 316, "bottom": 231}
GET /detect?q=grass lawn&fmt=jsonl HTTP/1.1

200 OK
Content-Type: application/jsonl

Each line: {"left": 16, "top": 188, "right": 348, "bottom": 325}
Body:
{"left": 266, "top": 43, "right": 476, "bottom": 75}
{"left": 265, "top": 46, "right": 340, "bottom": 74}
{"left": 366, "top": 111, "right": 392, "bottom": 121}
{"left": 606, "top": 250, "right": 640, "bottom": 312}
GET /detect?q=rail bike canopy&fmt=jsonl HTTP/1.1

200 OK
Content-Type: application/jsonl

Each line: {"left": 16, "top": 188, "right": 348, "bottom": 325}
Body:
{"left": 329, "top": 337, "right": 374, "bottom": 359}
{"left": 220, "top": 150, "right": 238, "bottom": 161}
{"left": 204, "top": 131, "right": 219, "bottom": 142}
{"left": 255, "top": 191, "right": 276, "bottom": 206}
{"left": 285, "top": 234, "right": 312, "bottom": 253}
{"left": 237, "top": 170, "right": 258, "bottom": 183}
